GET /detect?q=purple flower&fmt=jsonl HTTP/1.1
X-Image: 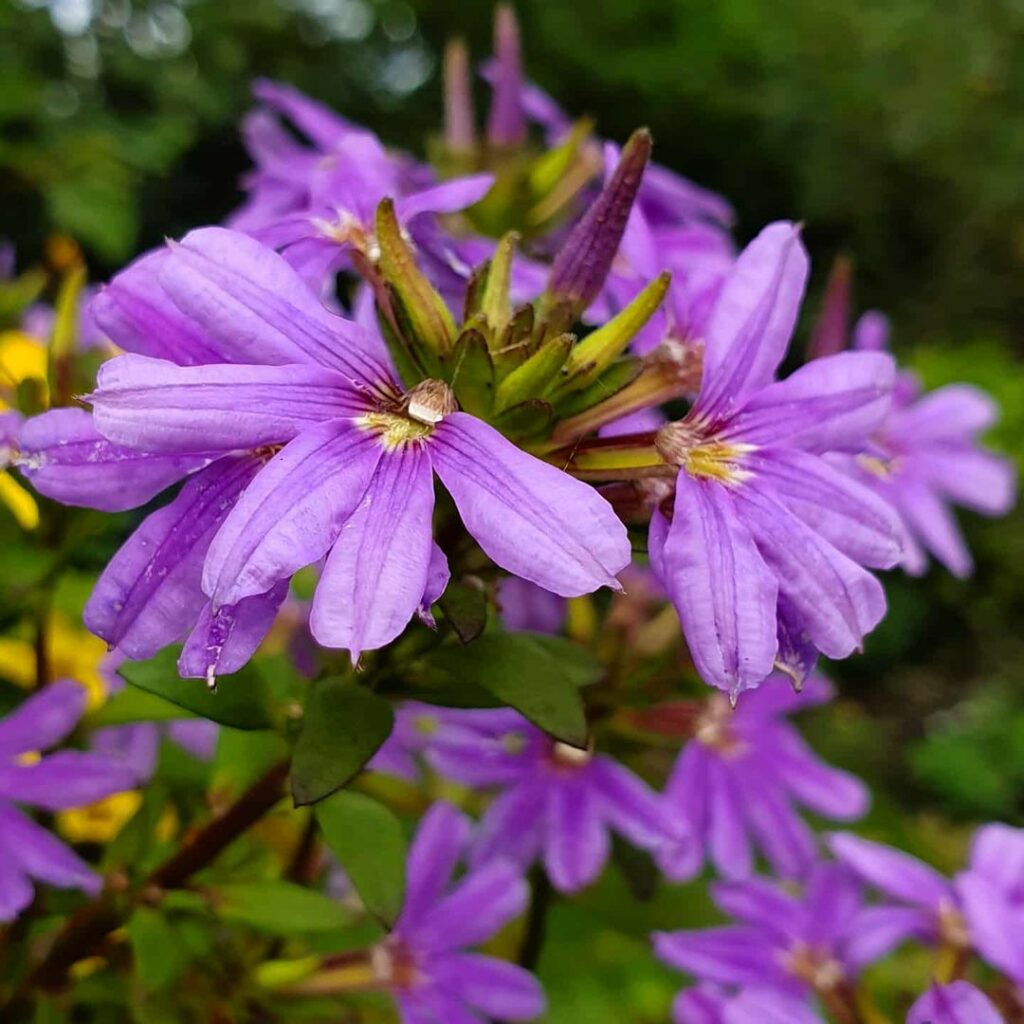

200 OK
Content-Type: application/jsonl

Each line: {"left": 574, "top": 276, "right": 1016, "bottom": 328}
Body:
{"left": 907, "top": 982, "right": 1005, "bottom": 1024}
{"left": 831, "top": 318, "right": 1015, "bottom": 578}
{"left": 497, "top": 577, "right": 565, "bottom": 634}
{"left": 656, "top": 675, "right": 868, "bottom": 882}
{"left": 672, "top": 985, "right": 824, "bottom": 1024}
{"left": 366, "top": 702, "right": 450, "bottom": 782}
{"left": 372, "top": 802, "right": 544, "bottom": 1023}
{"left": 648, "top": 222, "right": 903, "bottom": 696}
{"left": 423, "top": 708, "right": 680, "bottom": 893}
{"left": 40, "top": 228, "right": 628, "bottom": 676}
{"left": 0, "top": 682, "right": 136, "bottom": 920}
{"left": 654, "top": 864, "right": 907, "bottom": 1001}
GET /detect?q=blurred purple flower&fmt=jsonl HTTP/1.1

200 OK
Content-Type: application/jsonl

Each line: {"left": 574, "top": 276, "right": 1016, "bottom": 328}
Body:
{"left": 907, "top": 982, "right": 1004, "bottom": 1024}
{"left": 374, "top": 801, "right": 544, "bottom": 1023}
{"left": 497, "top": 577, "right": 565, "bottom": 634}
{"left": 673, "top": 985, "right": 824, "bottom": 1024}
{"left": 649, "top": 223, "right": 903, "bottom": 697}
{"left": 0, "top": 682, "right": 136, "bottom": 920}
{"left": 424, "top": 708, "right": 682, "bottom": 893}
{"left": 654, "top": 864, "right": 907, "bottom": 1002}
{"left": 656, "top": 676, "right": 867, "bottom": 882}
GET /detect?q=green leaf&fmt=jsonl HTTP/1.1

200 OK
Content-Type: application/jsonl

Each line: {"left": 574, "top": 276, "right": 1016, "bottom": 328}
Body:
{"left": 414, "top": 633, "right": 599, "bottom": 746}
{"left": 129, "top": 907, "right": 188, "bottom": 990}
{"left": 315, "top": 790, "right": 406, "bottom": 927}
{"left": 291, "top": 677, "right": 395, "bottom": 806}
{"left": 438, "top": 577, "right": 488, "bottom": 644}
{"left": 119, "top": 647, "right": 275, "bottom": 730}
{"left": 494, "top": 334, "right": 573, "bottom": 414}
{"left": 450, "top": 328, "right": 495, "bottom": 418}
{"left": 210, "top": 881, "right": 352, "bottom": 934}
{"left": 89, "top": 687, "right": 192, "bottom": 728}
{"left": 493, "top": 398, "right": 554, "bottom": 441}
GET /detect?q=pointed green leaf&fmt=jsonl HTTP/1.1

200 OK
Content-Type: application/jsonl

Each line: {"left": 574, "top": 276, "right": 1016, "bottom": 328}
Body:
{"left": 450, "top": 329, "right": 495, "bottom": 417}
{"left": 414, "top": 633, "right": 599, "bottom": 746}
{"left": 210, "top": 882, "right": 353, "bottom": 934}
{"left": 551, "top": 271, "right": 670, "bottom": 396}
{"left": 438, "top": 577, "right": 488, "bottom": 644}
{"left": 494, "top": 334, "right": 573, "bottom": 414}
{"left": 315, "top": 790, "right": 407, "bottom": 927}
{"left": 552, "top": 357, "right": 643, "bottom": 419}
{"left": 291, "top": 677, "right": 394, "bottom": 806}
{"left": 119, "top": 647, "right": 274, "bottom": 730}
{"left": 480, "top": 231, "right": 518, "bottom": 333}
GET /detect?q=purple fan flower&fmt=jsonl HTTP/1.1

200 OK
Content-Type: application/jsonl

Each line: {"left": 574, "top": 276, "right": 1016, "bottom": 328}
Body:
{"left": 828, "top": 314, "right": 1015, "bottom": 578}
{"left": 423, "top": 708, "right": 681, "bottom": 893}
{"left": 370, "top": 801, "right": 544, "bottom": 1023}
{"left": 497, "top": 577, "right": 565, "bottom": 634}
{"left": 673, "top": 985, "right": 824, "bottom": 1024}
{"left": 366, "top": 702, "right": 452, "bottom": 783}
{"left": 907, "top": 982, "right": 1005, "bottom": 1024}
{"left": 0, "top": 682, "right": 136, "bottom": 920}
{"left": 654, "top": 864, "right": 908, "bottom": 1003}
{"left": 39, "top": 228, "right": 628, "bottom": 676}
{"left": 648, "top": 222, "right": 903, "bottom": 696}
{"left": 656, "top": 675, "right": 868, "bottom": 882}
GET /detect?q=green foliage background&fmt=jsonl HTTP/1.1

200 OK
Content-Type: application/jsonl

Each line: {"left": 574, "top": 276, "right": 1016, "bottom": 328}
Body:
{"left": 2, "top": 0, "right": 1023, "bottom": 1018}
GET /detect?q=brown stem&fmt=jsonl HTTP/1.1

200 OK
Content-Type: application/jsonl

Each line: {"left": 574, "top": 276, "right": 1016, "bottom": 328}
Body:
{"left": 9, "top": 761, "right": 289, "bottom": 1002}
{"left": 820, "top": 981, "right": 866, "bottom": 1024}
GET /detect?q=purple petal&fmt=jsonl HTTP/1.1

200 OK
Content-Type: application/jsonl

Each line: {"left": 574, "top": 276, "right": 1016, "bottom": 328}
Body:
{"left": 772, "top": 731, "right": 868, "bottom": 821}
{"left": 178, "top": 583, "right": 288, "bottom": 681}
{"left": 889, "top": 384, "right": 999, "bottom": 443}
{"left": 892, "top": 476, "right": 973, "bottom": 578}
{"left": 658, "top": 743, "right": 710, "bottom": 881}
{"left": 485, "top": 5, "right": 526, "bottom": 146}
{"left": 907, "top": 983, "right": 1005, "bottom": 1024}
{"left": 653, "top": 927, "right": 780, "bottom": 988}
{"left": 672, "top": 987, "right": 727, "bottom": 1024}
{"left": 498, "top": 577, "right": 565, "bottom": 634}
{"left": 747, "top": 449, "right": 902, "bottom": 569}
{"left": 705, "top": 756, "right": 754, "bottom": 880}
{"left": 726, "top": 990, "right": 825, "bottom": 1024}
{"left": 17, "top": 409, "right": 207, "bottom": 512}
{"left": 737, "top": 486, "right": 886, "bottom": 660}
{"left": 395, "top": 175, "right": 494, "bottom": 223}
{"left": 956, "top": 873, "right": 1024, "bottom": 979}
{"left": 431, "top": 413, "right": 630, "bottom": 596}
{"left": 843, "top": 906, "right": 931, "bottom": 970}
{"left": 967, "top": 823, "right": 1024, "bottom": 892}
{"left": 203, "top": 421, "right": 381, "bottom": 606}
{"left": 252, "top": 78, "right": 355, "bottom": 149}
{"left": 398, "top": 802, "right": 471, "bottom": 933}
{"left": 471, "top": 781, "right": 546, "bottom": 871}
{"left": 726, "top": 352, "right": 895, "bottom": 453}
{"left": 543, "top": 775, "right": 609, "bottom": 893}
{"left": 417, "top": 543, "right": 450, "bottom": 628}
{"left": 827, "top": 832, "right": 951, "bottom": 908}
{"left": 0, "top": 752, "right": 135, "bottom": 811}
{"left": 410, "top": 859, "right": 529, "bottom": 952}
{"left": 90, "top": 250, "right": 224, "bottom": 366}
{"left": 85, "top": 456, "right": 260, "bottom": 658}
{"left": 657, "top": 477, "right": 778, "bottom": 695}
{"left": 739, "top": 770, "right": 817, "bottom": 878}
{"left": 0, "top": 846, "right": 34, "bottom": 922}
{"left": 588, "top": 756, "right": 675, "bottom": 851}
{"left": 699, "top": 223, "right": 809, "bottom": 414}
{"left": 92, "top": 724, "right": 160, "bottom": 782}
{"left": 0, "top": 803, "right": 99, "bottom": 895}
{"left": 428, "top": 953, "right": 545, "bottom": 1020}
{"left": 851, "top": 311, "right": 890, "bottom": 352}
{"left": 917, "top": 448, "right": 1016, "bottom": 517}
{"left": 0, "top": 681, "right": 85, "bottom": 758}
{"left": 711, "top": 878, "right": 801, "bottom": 936}
{"left": 310, "top": 444, "right": 435, "bottom": 660}
{"left": 161, "top": 228, "right": 391, "bottom": 382}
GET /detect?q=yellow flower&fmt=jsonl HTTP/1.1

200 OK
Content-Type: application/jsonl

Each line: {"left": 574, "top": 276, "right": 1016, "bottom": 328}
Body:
{"left": 0, "top": 330, "right": 48, "bottom": 401}
{"left": 0, "top": 472, "right": 39, "bottom": 529}
{"left": 57, "top": 791, "right": 142, "bottom": 844}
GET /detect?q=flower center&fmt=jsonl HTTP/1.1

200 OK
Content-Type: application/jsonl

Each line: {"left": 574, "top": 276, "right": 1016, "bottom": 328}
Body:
{"left": 694, "top": 695, "right": 746, "bottom": 757}
{"left": 937, "top": 900, "right": 971, "bottom": 949}
{"left": 371, "top": 938, "right": 422, "bottom": 991}
{"left": 549, "top": 740, "right": 593, "bottom": 770}
{"left": 357, "top": 379, "right": 457, "bottom": 450}
{"left": 784, "top": 942, "right": 845, "bottom": 990}
{"left": 655, "top": 421, "right": 753, "bottom": 486}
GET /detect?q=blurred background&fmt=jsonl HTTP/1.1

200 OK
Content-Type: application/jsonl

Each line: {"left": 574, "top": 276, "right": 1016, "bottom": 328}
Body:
{"left": 2, "top": 0, "right": 1023, "bottom": 1017}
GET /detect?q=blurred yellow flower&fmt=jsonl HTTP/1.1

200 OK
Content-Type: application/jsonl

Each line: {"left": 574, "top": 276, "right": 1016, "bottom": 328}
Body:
{"left": 57, "top": 792, "right": 142, "bottom": 844}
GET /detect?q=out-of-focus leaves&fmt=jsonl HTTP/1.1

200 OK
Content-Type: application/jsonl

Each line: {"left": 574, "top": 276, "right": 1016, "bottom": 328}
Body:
{"left": 89, "top": 687, "right": 191, "bottom": 728}
{"left": 315, "top": 790, "right": 406, "bottom": 928}
{"left": 208, "top": 881, "right": 353, "bottom": 934}
{"left": 119, "top": 648, "right": 275, "bottom": 730}
{"left": 291, "top": 677, "right": 394, "bottom": 806}
{"left": 129, "top": 907, "right": 190, "bottom": 991}
{"left": 437, "top": 577, "right": 488, "bottom": 644}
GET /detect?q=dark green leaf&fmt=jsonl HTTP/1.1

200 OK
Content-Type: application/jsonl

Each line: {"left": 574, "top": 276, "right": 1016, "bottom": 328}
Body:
{"left": 450, "top": 328, "right": 495, "bottom": 418}
{"left": 210, "top": 881, "right": 352, "bottom": 934}
{"left": 438, "top": 577, "right": 488, "bottom": 644}
{"left": 89, "top": 687, "right": 191, "bottom": 728}
{"left": 315, "top": 790, "right": 406, "bottom": 927}
{"left": 119, "top": 647, "right": 275, "bottom": 730}
{"left": 129, "top": 907, "right": 188, "bottom": 990}
{"left": 291, "top": 677, "right": 394, "bottom": 806}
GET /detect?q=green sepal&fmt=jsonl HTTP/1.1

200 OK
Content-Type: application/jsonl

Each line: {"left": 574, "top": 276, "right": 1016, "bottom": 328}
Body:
{"left": 493, "top": 398, "right": 554, "bottom": 441}
{"left": 553, "top": 357, "right": 644, "bottom": 419}
{"left": 480, "top": 231, "right": 518, "bottom": 333}
{"left": 492, "top": 303, "right": 537, "bottom": 381}
{"left": 494, "top": 333, "right": 573, "bottom": 415}
{"left": 375, "top": 198, "right": 456, "bottom": 358}
{"left": 550, "top": 271, "right": 670, "bottom": 397}
{"left": 450, "top": 328, "right": 495, "bottom": 417}
{"left": 375, "top": 296, "right": 427, "bottom": 389}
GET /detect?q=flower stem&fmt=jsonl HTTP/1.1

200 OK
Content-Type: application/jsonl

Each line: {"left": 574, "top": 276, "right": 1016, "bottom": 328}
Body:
{"left": 518, "top": 866, "right": 553, "bottom": 971}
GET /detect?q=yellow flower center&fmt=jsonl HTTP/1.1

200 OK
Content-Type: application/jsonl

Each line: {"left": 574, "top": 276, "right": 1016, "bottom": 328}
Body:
{"left": 655, "top": 422, "right": 754, "bottom": 486}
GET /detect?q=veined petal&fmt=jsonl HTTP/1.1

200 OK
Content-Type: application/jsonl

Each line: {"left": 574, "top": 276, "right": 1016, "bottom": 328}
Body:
{"left": 0, "top": 752, "right": 135, "bottom": 811}
{"left": 739, "top": 769, "right": 817, "bottom": 879}
{"left": 398, "top": 802, "right": 471, "bottom": 932}
{"left": 0, "top": 680, "right": 85, "bottom": 758}
{"left": 658, "top": 742, "right": 711, "bottom": 881}
{"left": 967, "top": 823, "right": 1024, "bottom": 891}
{"left": 17, "top": 409, "right": 207, "bottom": 512}
{"left": 161, "top": 228, "right": 392, "bottom": 383}
{"left": 892, "top": 476, "right": 973, "bottom": 578}
{"left": 417, "top": 543, "right": 451, "bottom": 627}
{"left": 653, "top": 927, "right": 780, "bottom": 988}
{"left": 90, "top": 250, "right": 225, "bottom": 365}
{"left": 588, "top": 756, "right": 675, "bottom": 850}
{"left": 430, "top": 413, "right": 630, "bottom": 596}
{"left": 252, "top": 78, "right": 355, "bottom": 149}
{"left": 309, "top": 443, "right": 435, "bottom": 660}
{"left": 90, "top": 355, "right": 364, "bottom": 454}
{"left": 747, "top": 449, "right": 902, "bottom": 569}
{"left": 772, "top": 730, "right": 868, "bottom": 821}
{"left": 543, "top": 775, "right": 609, "bottom": 893}
{"left": 471, "top": 782, "right": 546, "bottom": 871}
{"left": 395, "top": 174, "right": 495, "bottom": 222}
{"left": 428, "top": 954, "right": 545, "bottom": 1021}
{"left": 85, "top": 456, "right": 261, "bottom": 658}
{"left": 726, "top": 352, "right": 895, "bottom": 453}
{"left": 737, "top": 485, "right": 886, "bottom": 660}
{"left": 699, "top": 222, "right": 809, "bottom": 415}
{"left": 827, "top": 832, "right": 951, "bottom": 908}
{"left": 705, "top": 756, "right": 754, "bottom": 879}
{"left": 657, "top": 475, "right": 778, "bottom": 695}
{"left": 889, "top": 384, "right": 999, "bottom": 443}
{"left": 178, "top": 583, "right": 289, "bottom": 681}
{"left": 204, "top": 421, "right": 381, "bottom": 605}
{"left": 956, "top": 874, "right": 1024, "bottom": 979}
{"left": 843, "top": 906, "right": 930, "bottom": 970}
